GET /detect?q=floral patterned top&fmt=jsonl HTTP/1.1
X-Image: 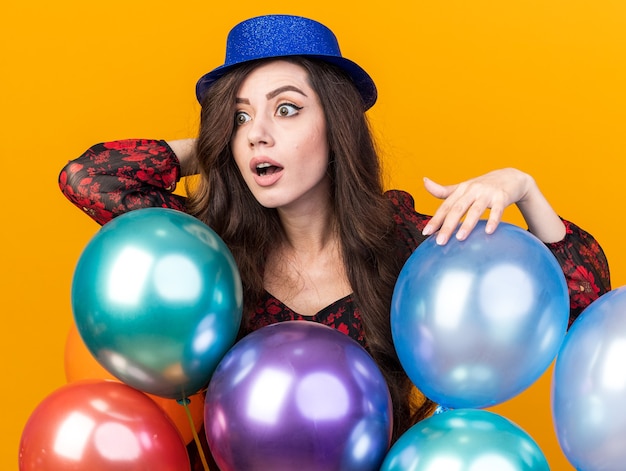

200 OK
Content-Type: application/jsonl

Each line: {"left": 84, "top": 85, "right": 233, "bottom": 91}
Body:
{"left": 59, "top": 139, "right": 611, "bottom": 336}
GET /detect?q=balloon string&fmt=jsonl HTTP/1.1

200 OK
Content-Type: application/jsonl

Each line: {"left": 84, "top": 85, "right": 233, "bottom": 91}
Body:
{"left": 180, "top": 397, "right": 210, "bottom": 471}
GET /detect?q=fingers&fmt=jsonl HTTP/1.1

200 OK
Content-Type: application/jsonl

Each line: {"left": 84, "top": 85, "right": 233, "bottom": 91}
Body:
{"left": 484, "top": 205, "right": 504, "bottom": 234}
{"left": 428, "top": 200, "right": 490, "bottom": 245}
{"left": 453, "top": 203, "right": 490, "bottom": 242}
{"left": 422, "top": 178, "right": 507, "bottom": 245}
{"left": 456, "top": 193, "right": 506, "bottom": 240}
{"left": 421, "top": 177, "right": 461, "bottom": 243}
{"left": 423, "top": 177, "right": 454, "bottom": 199}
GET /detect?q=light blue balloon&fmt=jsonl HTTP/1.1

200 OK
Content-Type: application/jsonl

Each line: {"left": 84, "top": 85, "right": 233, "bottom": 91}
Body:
{"left": 380, "top": 409, "right": 549, "bottom": 471}
{"left": 552, "top": 286, "right": 626, "bottom": 471}
{"left": 391, "top": 220, "right": 569, "bottom": 408}
{"left": 71, "top": 208, "right": 243, "bottom": 399}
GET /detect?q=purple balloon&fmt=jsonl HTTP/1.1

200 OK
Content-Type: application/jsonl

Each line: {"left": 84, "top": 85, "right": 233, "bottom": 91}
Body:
{"left": 204, "top": 321, "right": 392, "bottom": 471}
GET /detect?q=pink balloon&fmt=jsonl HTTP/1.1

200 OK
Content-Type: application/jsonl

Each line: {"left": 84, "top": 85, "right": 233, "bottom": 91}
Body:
{"left": 19, "top": 380, "right": 190, "bottom": 471}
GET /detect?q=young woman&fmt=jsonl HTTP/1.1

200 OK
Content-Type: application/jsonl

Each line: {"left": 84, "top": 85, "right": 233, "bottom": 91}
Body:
{"left": 59, "top": 13, "right": 610, "bottom": 461}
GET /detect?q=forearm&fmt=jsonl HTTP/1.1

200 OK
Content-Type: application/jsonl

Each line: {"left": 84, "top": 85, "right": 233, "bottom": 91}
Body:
{"left": 166, "top": 138, "right": 198, "bottom": 177}
{"left": 516, "top": 176, "right": 566, "bottom": 243}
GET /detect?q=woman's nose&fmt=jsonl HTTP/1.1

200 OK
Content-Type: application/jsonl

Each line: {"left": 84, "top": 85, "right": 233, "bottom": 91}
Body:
{"left": 247, "top": 115, "right": 273, "bottom": 148}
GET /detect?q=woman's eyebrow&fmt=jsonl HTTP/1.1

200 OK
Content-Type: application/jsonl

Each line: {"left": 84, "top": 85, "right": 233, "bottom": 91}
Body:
{"left": 235, "top": 85, "right": 308, "bottom": 104}
{"left": 266, "top": 85, "right": 308, "bottom": 100}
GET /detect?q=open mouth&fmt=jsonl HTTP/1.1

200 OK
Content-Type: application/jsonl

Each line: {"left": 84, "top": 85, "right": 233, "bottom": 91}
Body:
{"left": 256, "top": 163, "right": 283, "bottom": 176}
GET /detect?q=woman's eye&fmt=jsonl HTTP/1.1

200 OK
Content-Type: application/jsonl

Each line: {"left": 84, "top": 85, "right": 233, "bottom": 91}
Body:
{"left": 235, "top": 111, "right": 251, "bottom": 126}
{"left": 276, "top": 103, "right": 301, "bottom": 117}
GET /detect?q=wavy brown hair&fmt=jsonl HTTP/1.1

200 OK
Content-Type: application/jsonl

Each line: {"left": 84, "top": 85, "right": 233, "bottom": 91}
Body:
{"left": 186, "top": 57, "right": 435, "bottom": 441}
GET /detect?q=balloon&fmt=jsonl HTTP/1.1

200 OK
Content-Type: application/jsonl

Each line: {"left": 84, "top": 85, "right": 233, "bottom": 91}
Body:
{"left": 380, "top": 409, "right": 549, "bottom": 471}
{"left": 552, "top": 286, "right": 626, "bottom": 471}
{"left": 204, "top": 321, "right": 392, "bottom": 471}
{"left": 19, "top": 380, "right": 190, "bottom": 471}
{"left": 71, "top": 208, "right": 243, "bottom": 399}
{"left": 391, "top": 220, "right": 569, "bottom": 408}
{"left": 64, "top": 323, "right": 204, "bottom": 445}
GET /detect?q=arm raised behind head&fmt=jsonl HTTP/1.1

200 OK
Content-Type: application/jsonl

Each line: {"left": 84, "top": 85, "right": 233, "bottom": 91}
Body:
{"left": 58, "top": 139, "right": 190, "bottom": 225}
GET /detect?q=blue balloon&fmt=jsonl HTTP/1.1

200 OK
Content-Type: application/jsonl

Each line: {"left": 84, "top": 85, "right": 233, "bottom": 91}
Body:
{"left": 71, "top": 208, "right": 243, "bottom": 399}
{"left": 204, "top": 321, "right": 393, "bottom": 471}
{"left": 552, "top": 286, "right": 626, "bottom": 471}
{"left": 380, "top": 409, "right": 549, "bottom": 471}
{"left": 391, "top": 220, "right": 569, "bottom": 408}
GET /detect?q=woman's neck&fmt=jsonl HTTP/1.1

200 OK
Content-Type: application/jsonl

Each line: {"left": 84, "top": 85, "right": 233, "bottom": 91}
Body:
{"left": 266, "top": 205, "right": 351, "bottom": 315}
{"left": 276, "top": 198, "right": 337, "bottom": 255}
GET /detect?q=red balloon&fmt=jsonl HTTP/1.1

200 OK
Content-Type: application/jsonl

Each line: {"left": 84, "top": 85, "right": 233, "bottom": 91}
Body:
{"left": 64, "top": 323, "right": 205, "bottom": 445}
{"left": 19, "top": 380, "right": 190, "bottom": 471}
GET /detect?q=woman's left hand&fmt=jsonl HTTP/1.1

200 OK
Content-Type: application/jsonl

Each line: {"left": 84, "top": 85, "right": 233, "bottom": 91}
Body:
{"left": 421, "top": 168, "right": 565, "bottom": 245}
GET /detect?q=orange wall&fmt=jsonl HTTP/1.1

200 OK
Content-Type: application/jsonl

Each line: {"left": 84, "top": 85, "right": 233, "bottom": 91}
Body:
{"left": 3, "top": 1, "right": 625, "bottom": 469}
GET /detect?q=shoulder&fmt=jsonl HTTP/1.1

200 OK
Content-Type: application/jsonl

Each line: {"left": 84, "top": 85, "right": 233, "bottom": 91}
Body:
{"left": 384, "top": 190, "right": 431, "bottom": 228}
{"left": 384, "top": 189, "right": 432, "bottom": 255}
{"left": 384, "top": 189, "right": 416, "bottom": 210}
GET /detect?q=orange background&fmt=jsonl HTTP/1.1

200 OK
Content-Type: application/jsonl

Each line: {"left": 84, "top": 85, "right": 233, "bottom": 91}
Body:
{"left": 3, "top": 1, "right": 625, "bottom": 469}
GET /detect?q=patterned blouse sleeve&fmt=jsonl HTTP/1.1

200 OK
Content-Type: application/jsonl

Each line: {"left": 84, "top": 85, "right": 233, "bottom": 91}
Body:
{"left": 58, "top": 139, "right": 187, "bottom": 226}
{"left": 385, "top": 189, "right": 432, "bottom": 258}
{"left": 386, "top": 189, "right": 611, "bottom": 326}
{"left": 546, "top": 220, "right": 611, "bottom": 325}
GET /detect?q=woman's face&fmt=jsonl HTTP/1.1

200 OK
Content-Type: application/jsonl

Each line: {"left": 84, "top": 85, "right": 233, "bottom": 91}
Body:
{"left": 231, "top": 60, "right": 330, "bottom": 214}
